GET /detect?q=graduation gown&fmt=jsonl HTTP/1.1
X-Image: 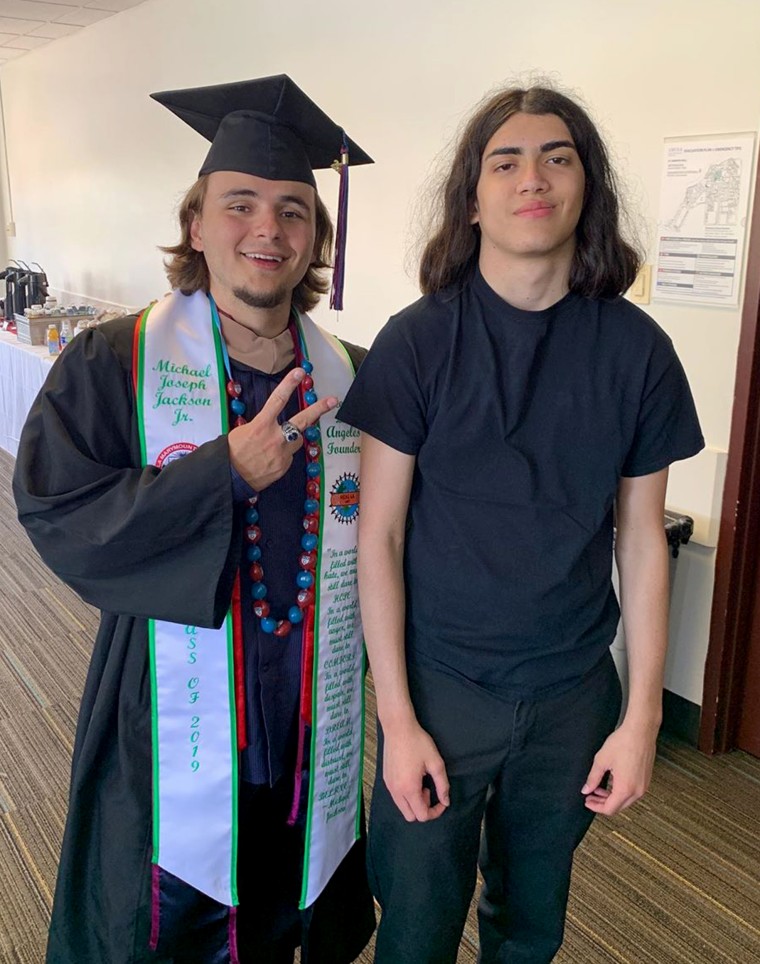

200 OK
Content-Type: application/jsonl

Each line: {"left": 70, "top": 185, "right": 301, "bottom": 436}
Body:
{"left": 12, "top": 314, "right": 375, "bottom": 964}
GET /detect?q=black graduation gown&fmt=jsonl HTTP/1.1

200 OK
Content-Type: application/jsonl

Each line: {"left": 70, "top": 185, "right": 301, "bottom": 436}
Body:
{"left": 12, "top": 314, "right": 375, "bottom": 964}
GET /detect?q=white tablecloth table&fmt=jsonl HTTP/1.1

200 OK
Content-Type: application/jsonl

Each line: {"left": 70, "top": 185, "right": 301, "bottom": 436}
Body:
{"left": 0, "top": 330, "right": 55, "bottom": 457}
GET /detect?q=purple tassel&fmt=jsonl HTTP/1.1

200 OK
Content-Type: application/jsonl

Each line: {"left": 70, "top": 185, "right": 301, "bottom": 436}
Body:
{"left": 329, "top": 135, "right": 350, "bottom": 312}
{"left": 229, "top": 906, "right": 240, "bottom": 964}
{"left": 149, "top": 864, "right": 160, "bottom": 951}
{"left": 287, "top": 714, "right": 307, "bottom": 826}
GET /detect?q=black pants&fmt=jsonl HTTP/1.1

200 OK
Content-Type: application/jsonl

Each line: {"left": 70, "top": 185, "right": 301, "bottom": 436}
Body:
{"left": 236, "top": 780, "right": 375, "bottom": 964}
{"left": 368, "top": 651, "right": 622, "bottom": 964}
{"left": 163, "top": 779, "right": 374, "bottom": 964}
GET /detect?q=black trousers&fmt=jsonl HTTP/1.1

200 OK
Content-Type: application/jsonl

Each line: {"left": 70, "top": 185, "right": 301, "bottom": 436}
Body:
{"left": 368, "top": 651, "right": 622, "bottom": 964}
{"left": 162, "top": 779, "right": 374, "bottom": 964}
{"left": 236, "top": 780, "right": 374, "bottom": 964}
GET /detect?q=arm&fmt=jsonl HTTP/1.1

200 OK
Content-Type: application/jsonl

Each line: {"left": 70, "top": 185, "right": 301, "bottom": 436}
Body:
{"left": 582, "top": 467, "right": 669, "bottom": 815}
{"left": 359, "top": 433, "right": 450, "bottom": 821}
{"left": 12, "top": 328, "right": 237, "bottom": 626}
{"left": 13, "top": 328, "right": 334, "bottom": 627}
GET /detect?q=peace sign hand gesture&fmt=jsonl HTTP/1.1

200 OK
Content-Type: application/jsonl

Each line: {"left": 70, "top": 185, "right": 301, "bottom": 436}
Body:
{"left": 228, "top": 367, "right": 338, "bottom": 491}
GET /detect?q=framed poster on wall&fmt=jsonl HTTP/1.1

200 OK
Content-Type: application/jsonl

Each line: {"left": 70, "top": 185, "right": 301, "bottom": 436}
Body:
{"left": 654, "top": 133, "right": 755, "bottom": 307}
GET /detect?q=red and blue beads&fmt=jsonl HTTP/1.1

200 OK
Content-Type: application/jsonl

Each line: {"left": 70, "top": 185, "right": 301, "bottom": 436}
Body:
{"left": 236, "top": 355, "right": 323, "bottom": 637}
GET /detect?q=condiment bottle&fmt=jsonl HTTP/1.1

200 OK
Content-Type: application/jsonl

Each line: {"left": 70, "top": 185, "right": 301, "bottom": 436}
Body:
{"left": 59, "top": 319, "right": 73, "bottom": 349}
{"left": 47, "top": 324, "right": 60, "bottom": 355}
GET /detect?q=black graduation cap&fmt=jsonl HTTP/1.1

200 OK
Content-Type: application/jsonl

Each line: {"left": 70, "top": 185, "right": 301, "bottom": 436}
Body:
{"left": 150, "top": 74, "right": 373, "bottom": 187}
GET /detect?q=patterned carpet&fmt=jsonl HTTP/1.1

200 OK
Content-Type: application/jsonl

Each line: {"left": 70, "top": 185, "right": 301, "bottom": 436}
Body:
{"left": 1, "top": 445, "right": 759, "bottom": 963}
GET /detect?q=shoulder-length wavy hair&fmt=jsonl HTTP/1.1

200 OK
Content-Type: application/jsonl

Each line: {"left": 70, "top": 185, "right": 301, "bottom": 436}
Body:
{"left": 419, "top": 86, "right": 642, "bottom": 300}
{"left": 161, "top": 175, "right": 334, "bottom": 313}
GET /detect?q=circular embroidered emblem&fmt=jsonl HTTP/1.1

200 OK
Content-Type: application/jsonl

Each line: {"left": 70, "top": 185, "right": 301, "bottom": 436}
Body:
{"left": 329, "top": 472, "right": 360, "bottom": 524}
{"left": 155, "top": 442, "right": 198, "bottom": 468}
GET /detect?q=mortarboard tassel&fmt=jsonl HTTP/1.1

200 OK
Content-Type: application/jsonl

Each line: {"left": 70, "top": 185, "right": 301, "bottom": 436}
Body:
{"left": 329, "top": 135, "right": 350, "bottom": 312}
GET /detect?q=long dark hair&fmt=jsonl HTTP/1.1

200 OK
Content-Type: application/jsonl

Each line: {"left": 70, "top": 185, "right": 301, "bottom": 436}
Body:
{"left": 161, "top": 175, "right": 334, "bottom": 313}
{"left": 419, "top": 86, "right": 642, "bottom": 299}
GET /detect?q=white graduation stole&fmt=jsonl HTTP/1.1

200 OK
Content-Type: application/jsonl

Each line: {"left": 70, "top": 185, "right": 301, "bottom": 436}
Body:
{"left": 292, "top": 310, "right": 365, "bottom": 909}
{"left": 135, "top": 290, "right": 365, "bottom": 910}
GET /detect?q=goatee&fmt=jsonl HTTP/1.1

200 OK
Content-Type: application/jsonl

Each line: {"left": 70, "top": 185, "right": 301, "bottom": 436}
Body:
{"left": 232, "top": 285, "right": 288, "bottom": 310}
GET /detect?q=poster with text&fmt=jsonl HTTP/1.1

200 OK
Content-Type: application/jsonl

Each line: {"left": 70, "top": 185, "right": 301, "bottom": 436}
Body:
{"left": 654, "top": 134, "right": 755, "bottom": 307}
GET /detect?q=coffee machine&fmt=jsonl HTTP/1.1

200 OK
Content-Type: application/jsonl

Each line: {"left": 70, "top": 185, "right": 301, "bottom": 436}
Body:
{"left": 19, "top": 262, "right": 49, "bottom": 311}
{"left": 1, "top": 261, "right": 25, "bottom": 322}
{"left": 1, "top": 261, "right": 49, "bottom": 331}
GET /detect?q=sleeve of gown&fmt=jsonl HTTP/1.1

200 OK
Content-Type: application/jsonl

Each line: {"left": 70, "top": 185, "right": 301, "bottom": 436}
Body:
{"left": 12, "top": 324, "right": 239, "bottom": 628}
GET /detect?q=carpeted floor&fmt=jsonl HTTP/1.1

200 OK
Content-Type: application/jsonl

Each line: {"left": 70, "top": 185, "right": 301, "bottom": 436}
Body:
{"left": 1, "top": 445, "right": 759, "bottom": 963}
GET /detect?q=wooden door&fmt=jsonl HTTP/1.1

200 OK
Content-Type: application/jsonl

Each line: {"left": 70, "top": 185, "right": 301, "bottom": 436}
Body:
{"left": 700, "top": 158, "right": 760, "bottom": 758}
{"left": 736, "top": 535, "right": 760, "bottom": 756}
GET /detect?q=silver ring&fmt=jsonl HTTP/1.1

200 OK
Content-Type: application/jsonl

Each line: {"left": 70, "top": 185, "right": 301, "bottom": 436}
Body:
{"left": 281, "top": 420, "right": 302, "bottom": 444}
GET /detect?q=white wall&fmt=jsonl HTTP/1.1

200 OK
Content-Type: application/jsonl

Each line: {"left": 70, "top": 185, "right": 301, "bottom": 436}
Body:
{"left": 3, "top": 0, "right": 758, "bottom": 705}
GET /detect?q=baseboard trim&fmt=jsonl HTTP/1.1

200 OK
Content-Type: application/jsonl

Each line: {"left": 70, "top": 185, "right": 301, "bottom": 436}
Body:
{"left": 662, "top": 689, "right": 701, "bottom": 745}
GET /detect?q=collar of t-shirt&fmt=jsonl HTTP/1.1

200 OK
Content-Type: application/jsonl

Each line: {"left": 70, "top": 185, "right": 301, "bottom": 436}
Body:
{"left": 473, "top": 266, "right": 577, "bottom": 323}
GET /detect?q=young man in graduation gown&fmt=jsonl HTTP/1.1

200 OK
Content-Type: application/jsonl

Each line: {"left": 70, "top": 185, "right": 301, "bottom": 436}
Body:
{"left": 339, "top": 85, "right": 705, "bottom": 963}
{"left": 13, "top": 75, "right": 375, "bottom": 964}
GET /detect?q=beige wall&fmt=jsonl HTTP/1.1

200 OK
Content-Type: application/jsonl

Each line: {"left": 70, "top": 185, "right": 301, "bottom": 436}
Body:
{"left": 2, "top": 0, "right": 758, "bottom": 704}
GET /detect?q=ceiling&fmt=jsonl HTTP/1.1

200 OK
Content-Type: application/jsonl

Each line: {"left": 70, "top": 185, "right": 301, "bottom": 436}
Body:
{"left": 0, "top": 0, "right": 147, "bottom": 65}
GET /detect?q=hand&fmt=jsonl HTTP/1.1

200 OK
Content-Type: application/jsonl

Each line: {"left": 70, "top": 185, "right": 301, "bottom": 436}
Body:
{"left": 228, "top": 368, "right": 338, "bottom": 491}
{"left": 381, "top": 718, "right": 450, "bottom": 822}
{"left": 581, "top": 722, "right": 658, "bottom": 816}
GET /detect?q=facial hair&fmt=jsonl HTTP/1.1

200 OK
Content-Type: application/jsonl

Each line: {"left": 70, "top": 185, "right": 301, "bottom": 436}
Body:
{"left": 233, "top": 284, "right": 289, "bottom": 310}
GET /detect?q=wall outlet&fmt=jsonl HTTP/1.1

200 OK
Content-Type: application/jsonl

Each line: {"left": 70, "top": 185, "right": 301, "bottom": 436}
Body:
{"left": 628, "top": 264, "right": 652, "bottom": 304}
{"left": 6, "top": 221, "right": 15, "bottom": 237}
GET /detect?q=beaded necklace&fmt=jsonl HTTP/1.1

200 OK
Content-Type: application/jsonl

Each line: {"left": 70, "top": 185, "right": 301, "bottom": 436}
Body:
{"left": 225, "top": 317, "right": 322, "bottom": 638}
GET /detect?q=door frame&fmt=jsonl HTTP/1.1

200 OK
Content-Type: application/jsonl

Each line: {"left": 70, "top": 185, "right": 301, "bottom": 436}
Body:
{"left": 699, "top": 161, "right": 760, "bottom": 755}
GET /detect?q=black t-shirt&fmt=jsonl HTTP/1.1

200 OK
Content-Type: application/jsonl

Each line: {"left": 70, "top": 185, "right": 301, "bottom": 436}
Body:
{"left": 339, "top": 269, "right": 704, "bottom": 699}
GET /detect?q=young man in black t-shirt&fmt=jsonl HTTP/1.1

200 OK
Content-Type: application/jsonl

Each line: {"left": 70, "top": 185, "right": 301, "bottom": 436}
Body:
{"left": 339, "top": 86, "right": 704, "bottom": 963}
